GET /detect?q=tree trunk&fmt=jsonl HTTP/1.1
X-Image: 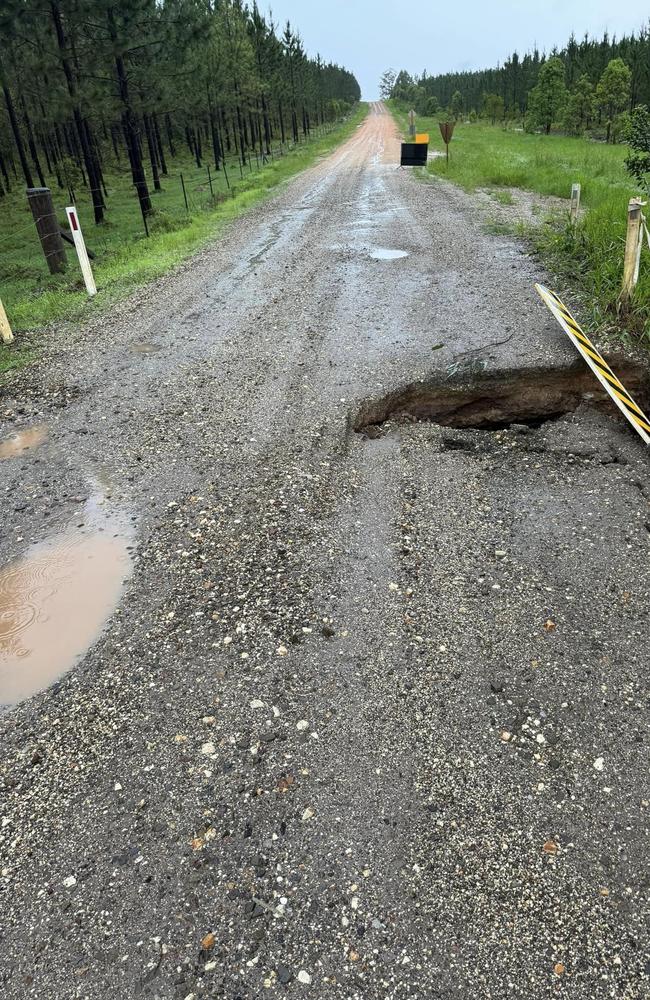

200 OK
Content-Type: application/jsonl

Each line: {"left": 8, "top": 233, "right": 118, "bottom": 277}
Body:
{"left": 0, "top": 63, "right": 34, "bottom": 187}
{"left": 107, "top": 9, "right": 151, "bottom": 216}
{"left": 144, "top": 114, "right": 161, "bottom": 190}
{"left": 208, "top": 92, "right": 222, "bottom": 171}
{"left": 84, "top": 118, "right": 107, "bottom": 202}
{"left": 49, "top": 0, "right": 104, "bottom": 222}
{"left": 235, "top": 104, "right": 246, "bottom": 164}
{"left": 220, "top": 108, "right": 231, "bottom": 152}
{"left": 153, "top": 115, "right": 167, "bottom": 174}
{"left": 194, "top": 125, "right": 202, "bottom": 168}
{"left": 0, "top": 149, "right": 11, "bottom": 192}
{"left": 278, "top": 99, "right": 286, "bottom": 144}
{"left": 41, "top": 133, "right": 52, "bottom": 174}
{"left": 165, "top": 113, "right": 175, "bottom": 156}
{"left": 261, "top": 93, "right": 271, "bottom": 154}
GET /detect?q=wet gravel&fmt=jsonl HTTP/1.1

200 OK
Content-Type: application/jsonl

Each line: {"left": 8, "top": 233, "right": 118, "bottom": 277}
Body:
{"left": 0, "top": 104, "right": 649, "bottom": 999}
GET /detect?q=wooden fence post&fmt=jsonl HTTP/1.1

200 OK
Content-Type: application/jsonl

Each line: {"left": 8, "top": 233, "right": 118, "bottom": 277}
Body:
{"left": 26, "top": 187, "right": 67, "bottom": 274}
{"left": 0, "top": 297, "right": 14, "bottom": 344}
{"left": 622, "top": 198, "right": 645, "bottom": 303}
{"left": 570, "top": 183, "right": 581, "bottom": 226}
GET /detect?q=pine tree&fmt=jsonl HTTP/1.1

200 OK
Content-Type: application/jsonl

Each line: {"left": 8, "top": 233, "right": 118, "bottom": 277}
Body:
{"left": 0, "top": 0, "right": 360, "bottom": 222}
{"left": 563, "top": 74, "right": 595, "bottom": 133}
{"left": 625, "top": 104, "right": 650, "bottom": 190}
{"left": 526, "top": 57, "right": 567, "bottom": 133}
{"left": 596, "top": 58, "right": 632, "bottom": 142}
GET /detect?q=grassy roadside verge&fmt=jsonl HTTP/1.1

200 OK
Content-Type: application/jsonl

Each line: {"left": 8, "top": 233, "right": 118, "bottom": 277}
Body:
{"left": 388, "top": 100, "right": 650, "bottom": 343}
{"left": 0, "top": 104, "right": 367, "bottom": 377}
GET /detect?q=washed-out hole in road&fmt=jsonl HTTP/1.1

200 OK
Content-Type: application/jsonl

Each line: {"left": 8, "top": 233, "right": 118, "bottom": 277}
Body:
{"left": 0, "top": 424, "right": 48, "bottom": 460}
{"left": 0, "top": 496, "right": 132, "bottom": 707}
{"left": 353, "top": 362, "right": 650, "bottom": 433}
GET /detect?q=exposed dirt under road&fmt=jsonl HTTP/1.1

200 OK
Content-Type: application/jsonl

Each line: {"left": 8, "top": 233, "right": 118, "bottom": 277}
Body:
{"left": 0, "top": 103, "right": 649, "bottom": 999}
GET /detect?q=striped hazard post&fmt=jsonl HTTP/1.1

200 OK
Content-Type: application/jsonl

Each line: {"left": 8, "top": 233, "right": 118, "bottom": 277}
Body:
{"left": 535, "top": 282, "right": 650, "bottom": 445}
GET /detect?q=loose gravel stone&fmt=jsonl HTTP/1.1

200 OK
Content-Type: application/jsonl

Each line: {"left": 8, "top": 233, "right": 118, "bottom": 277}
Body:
{"left": 0, "top": 105, "right": 648, "bottom": 1000}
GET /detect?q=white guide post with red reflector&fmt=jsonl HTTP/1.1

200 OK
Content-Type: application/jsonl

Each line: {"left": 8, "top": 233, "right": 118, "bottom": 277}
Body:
{"left": 65, "top": 206, "right": 96, "bottom": 297}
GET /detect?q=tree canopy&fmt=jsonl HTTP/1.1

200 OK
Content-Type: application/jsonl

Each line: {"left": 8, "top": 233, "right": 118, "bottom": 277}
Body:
{"left": 384, "top": 22, "right": 649, "bottom": 133}
{"left": 0, "top": 0, "right": 360, "bottom": 215}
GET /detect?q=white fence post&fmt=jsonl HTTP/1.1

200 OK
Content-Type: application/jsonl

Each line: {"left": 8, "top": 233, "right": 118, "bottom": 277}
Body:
{"left": 65, "top": 206, "right": 97, "bottom": 297}
{"left": 0, "top": 297, "right": 14, "bottom": 344}
{"left": 570, "top": 183, "right": 581, "bottom": 226}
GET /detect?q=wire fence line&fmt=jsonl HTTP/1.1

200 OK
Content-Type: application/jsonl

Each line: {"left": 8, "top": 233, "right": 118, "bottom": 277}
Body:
{"left": 0, "top": 212, "right": 59, "bottom": 247}
{"left": 0, "top": 115, "right": 349, "bottom": 286}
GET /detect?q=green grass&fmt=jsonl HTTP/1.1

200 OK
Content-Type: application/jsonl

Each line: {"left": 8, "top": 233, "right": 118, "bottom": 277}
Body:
{"left": 0, "top": 104, "right": 367, "bottom": 376}
{"left": 492, "top": 190, "right": 515, "bottom": 205}
{"left": 389, "top": 101, "right": 650, "bottom": 342}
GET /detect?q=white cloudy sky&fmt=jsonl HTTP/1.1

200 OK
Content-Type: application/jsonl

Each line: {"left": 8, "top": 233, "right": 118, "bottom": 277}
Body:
{"left": 264, "top": 1, "right": 649, "bottom": 98}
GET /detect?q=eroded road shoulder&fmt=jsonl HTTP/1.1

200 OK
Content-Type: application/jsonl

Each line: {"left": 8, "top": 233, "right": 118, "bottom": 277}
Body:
{"left": 0, "top": 103, "right": 649, "bottom": 1000}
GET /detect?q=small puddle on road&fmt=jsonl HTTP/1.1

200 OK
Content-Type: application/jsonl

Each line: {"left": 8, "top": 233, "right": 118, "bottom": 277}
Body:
{"left": 369, "top": 248, "right": 409, "bottom": 261}
{"left": 0, "top": 424, "right": 48, "bottom": 460}
{"left": 0, "top": 497, "right": 132, "bottom": 707}
{"left": 130, "top": 342, "right": 162, "bottom": 356}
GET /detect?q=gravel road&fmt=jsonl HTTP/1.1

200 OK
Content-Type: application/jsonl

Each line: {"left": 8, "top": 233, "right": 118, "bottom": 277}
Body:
{"left": 1, "top": 103, "right": 649, "bottom": 999}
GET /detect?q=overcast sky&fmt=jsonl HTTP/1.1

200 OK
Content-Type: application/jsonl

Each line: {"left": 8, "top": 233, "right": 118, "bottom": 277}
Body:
{"left": 264, "top": 1, "right": 649, "bottom": 99}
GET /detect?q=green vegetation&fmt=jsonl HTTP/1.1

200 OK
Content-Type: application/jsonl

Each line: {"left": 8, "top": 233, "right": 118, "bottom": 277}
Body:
{"left": 384, "top": 24, "right": 650, "bottom": 138}
{"left": 626, "top": 105, "right": 650, "bottom": 189}
{"left": 385, "top": 21, "right": 650, "bottom": 341}
{"left": 389, "top": 102, "right": 650, "bottom": 340}
{"left": 0, "top": 106, "right": 366, "bottom": 376}
{"left": 526, "top": 57, "right": 568, "bottom": 135}
{"left": 0, "top": 0, "right": 363, "bottom": 376}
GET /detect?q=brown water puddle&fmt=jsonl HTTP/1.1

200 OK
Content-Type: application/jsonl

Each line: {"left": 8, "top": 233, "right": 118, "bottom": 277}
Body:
{"left": 0, "top": 424, "right": 48, "bottom": 460}
{"left": 130, "top": 342, "right": 162, "bottom": 355}
{"left": 0, "top": 522, "right": 131, "bottom": 707}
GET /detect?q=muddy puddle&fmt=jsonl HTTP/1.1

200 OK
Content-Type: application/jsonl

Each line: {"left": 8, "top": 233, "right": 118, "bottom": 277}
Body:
{"left": 0, "top": 424, "right": 48, "bottom": 460}
{"left": 0, "top": 495, "right": 132, "bottom": 707}
{"left": 369, "top": 248, "right": 409, "bottom": 261}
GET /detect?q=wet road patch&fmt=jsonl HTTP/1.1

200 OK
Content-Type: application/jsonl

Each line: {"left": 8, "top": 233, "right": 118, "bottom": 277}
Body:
{"left": 130, "top": 342, "right": 163, "bottom": 355}
{"left": 369, "top": 247, "right": 409, "bottom": 261}
{"left": 0, "top": 425, "right": 48, "bottom": 460}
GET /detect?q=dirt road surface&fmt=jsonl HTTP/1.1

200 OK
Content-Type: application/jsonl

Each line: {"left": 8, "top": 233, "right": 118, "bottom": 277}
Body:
{"left": 1, "top": 104, "right": 649, "bottom": 999}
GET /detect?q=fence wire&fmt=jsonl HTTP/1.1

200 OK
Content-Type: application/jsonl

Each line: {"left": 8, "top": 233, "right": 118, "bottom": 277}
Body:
{"left": 0, "top": 115, "right": 351, "bottom": 292}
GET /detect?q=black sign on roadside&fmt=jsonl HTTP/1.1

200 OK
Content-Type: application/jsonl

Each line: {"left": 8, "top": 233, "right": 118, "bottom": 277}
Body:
{"left": 400, "top": 143, "right": 428, "bottom": 167}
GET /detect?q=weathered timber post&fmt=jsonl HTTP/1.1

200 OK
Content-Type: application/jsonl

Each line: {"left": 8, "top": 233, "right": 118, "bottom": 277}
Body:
{"left": 570, "top": 183, "right": 581, "bottom": 226}
{"left": 621, "top": 198, "right": 645, "bottom": 303}
{"left": 26, "top": 187, "right": 66, "bottom": 274}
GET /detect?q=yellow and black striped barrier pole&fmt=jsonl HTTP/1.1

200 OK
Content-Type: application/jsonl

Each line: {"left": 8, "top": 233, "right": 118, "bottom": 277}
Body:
{"left": 536, "top": 283, "right": 650, "bottom": 445}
